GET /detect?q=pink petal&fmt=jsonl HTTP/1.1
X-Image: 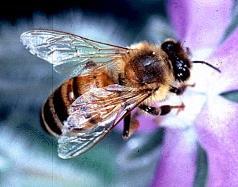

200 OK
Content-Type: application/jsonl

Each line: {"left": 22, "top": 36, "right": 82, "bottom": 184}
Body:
{"left": 195, "top": 95, "right": 238, "bottom": 187}
{"left": 167, "top": 0, "right": 189, "bottom": 39}
{"left": 136, "top": 114, "right": 158, "bottom": 132}
{"left": 168, "top": 0, "right": 233, "bottom": 52}
{"left": 208, "top": 27, "right": 238, "bottom": 93}
{"left": 151, "top": 128, "right": 197, "bottom": 187}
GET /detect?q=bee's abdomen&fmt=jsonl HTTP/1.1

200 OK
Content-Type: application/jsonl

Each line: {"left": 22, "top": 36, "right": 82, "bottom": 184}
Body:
{"left": 41, "top": 78, "right": 76, "bottom": 137}
{"left": 40, "top": 72, "right": 115, "bottom": 137}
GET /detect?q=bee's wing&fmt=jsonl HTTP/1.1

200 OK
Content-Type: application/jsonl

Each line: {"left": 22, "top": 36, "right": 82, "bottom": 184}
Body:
{"left": 58, "top": 84, "right": 152, "bottom": 159}
{"left": 20, "top": 29, "right": 129, "bottom": 77}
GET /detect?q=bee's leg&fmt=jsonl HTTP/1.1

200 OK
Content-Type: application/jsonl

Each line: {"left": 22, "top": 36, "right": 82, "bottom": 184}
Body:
{"left": 158, "top": 103, "right": 185, "bottom": 115}
{"left": 139, "top": 103, "right": 185, "bottom": 116}
{"left": 138, "top": 104, "right": 160, "bottom": 115}
{"left": 122, "top": 113, "right": 139, "bottom": 140}
{"left": 122, "top": 113, "right": 131, "bottom": 138}
{"left": 169, "top": 83, "right": 195, "bottom": 95}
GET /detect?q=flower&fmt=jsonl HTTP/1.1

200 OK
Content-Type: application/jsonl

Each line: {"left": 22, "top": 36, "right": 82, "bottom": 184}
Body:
{"left": 121, "top": 0, "right": 238, "bottom": 186}
{"left": 152, "top": 0, "right": 238, "bottom": 186}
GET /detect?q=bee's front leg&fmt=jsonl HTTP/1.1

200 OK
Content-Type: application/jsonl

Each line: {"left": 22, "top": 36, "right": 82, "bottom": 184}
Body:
{"left": 169, "top": 83, "right": 195, "bottom": 95}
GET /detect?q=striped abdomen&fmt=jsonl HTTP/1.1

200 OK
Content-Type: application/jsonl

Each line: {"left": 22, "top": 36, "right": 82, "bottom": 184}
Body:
{"left": 41, "top": 71, "right": 115, "bottom": 137}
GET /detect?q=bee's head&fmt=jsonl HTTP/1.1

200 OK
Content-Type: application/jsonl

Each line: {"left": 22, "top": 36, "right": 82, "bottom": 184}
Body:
{"left": 161, "top": 40, "right": 191, "bottom": 82}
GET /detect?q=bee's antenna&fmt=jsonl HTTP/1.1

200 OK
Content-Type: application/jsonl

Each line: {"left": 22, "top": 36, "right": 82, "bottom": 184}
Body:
{"left": 192, "top": 61, "right": 221, "bottom": 73}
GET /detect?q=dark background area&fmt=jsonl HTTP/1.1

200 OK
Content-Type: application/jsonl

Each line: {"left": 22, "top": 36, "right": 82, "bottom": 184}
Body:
{"left": 0, "top": 0, "right": 166, "bottom": 34}
{"left": 0, "top": 0, "right": 166, "bottom": 21}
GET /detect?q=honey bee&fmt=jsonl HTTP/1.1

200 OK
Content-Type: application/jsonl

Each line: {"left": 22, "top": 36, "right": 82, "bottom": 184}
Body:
{"left": 20, "top": 30, "right": 220, "bottom": 159}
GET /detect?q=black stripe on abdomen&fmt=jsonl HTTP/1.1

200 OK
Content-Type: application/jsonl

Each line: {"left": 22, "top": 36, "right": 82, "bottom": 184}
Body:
{"left": 41, "top": 87, "right": 69, "bottom": 137}
{"left": 72, "top": 77, "right": 81, "bottom": 98}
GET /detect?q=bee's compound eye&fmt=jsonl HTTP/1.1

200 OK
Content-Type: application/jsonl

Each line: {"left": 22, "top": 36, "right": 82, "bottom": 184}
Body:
{"left": 161, "top": 41, "right": 176, "bottom": 53}
{"left": 177, "top": 68, "right": 190, "bottom": 82}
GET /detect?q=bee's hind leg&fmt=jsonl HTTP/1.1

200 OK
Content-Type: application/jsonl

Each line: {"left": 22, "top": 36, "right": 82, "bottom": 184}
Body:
{"left": 122, "top": 103, "right": 185, "bottom": 139}
{"left": 139, "top": 103, "right": 185, "bottom": 116}
{"left": 122, "top": 113, "right": 139, "bottom": 140}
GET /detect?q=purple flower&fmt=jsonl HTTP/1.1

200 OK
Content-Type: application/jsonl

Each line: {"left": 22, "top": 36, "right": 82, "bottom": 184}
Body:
{"left": 131, "top": 0, "right": 238, "bottom": 186}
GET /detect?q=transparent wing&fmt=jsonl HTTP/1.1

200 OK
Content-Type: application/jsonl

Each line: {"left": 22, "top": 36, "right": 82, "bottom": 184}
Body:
{"left": 58, "top": 84, "right": 151, "bottom": 159}
{"left": 20, "top": 29, "right": 129, "bottom": 76}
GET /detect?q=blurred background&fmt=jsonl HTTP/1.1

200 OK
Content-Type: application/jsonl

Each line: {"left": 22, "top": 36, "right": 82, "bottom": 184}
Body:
{"left": 0, "top": 0, "right": 172, "bottom": 186}
{"left": 1, "top": 0, "right": 238, "bottom": 187}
